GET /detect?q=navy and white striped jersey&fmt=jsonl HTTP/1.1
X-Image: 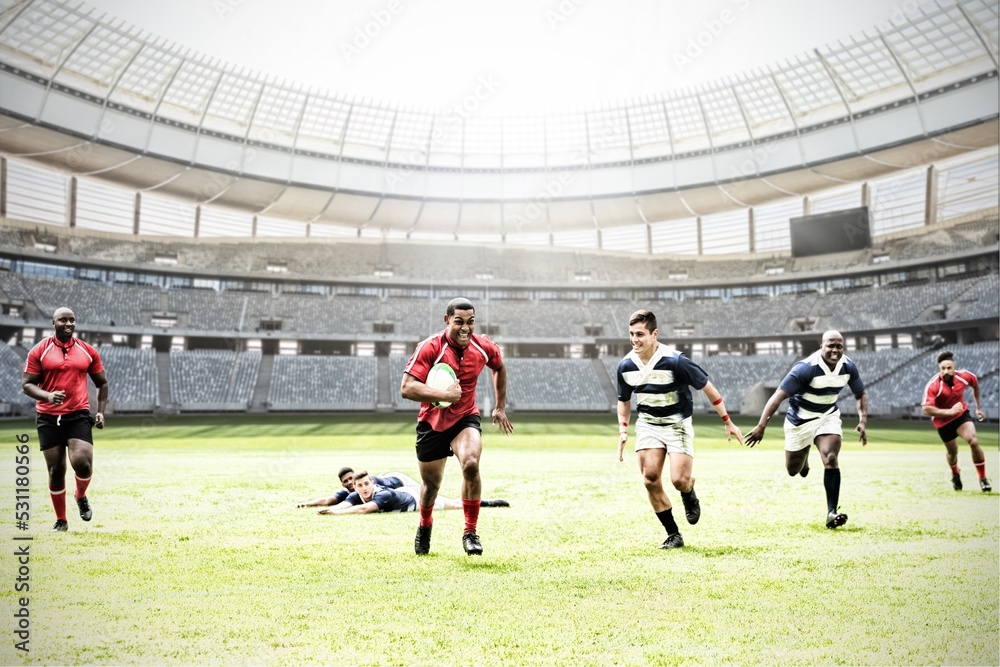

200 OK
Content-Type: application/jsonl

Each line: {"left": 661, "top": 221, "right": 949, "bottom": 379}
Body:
{"left": 779, "top": 350, "right": 865, "bottom": 426}
{"left": 616, "top": 343, "right": 709, "bottom": 425}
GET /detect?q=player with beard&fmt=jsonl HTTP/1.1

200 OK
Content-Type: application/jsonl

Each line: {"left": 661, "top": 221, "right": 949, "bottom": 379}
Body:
{"left": 922, "top": 350, "right": 991, "bottom": 492}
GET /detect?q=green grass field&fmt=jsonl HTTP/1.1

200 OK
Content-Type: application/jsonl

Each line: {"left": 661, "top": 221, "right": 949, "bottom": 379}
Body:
{"left": 1, "top": 414, "right": 997, "bottom": 666}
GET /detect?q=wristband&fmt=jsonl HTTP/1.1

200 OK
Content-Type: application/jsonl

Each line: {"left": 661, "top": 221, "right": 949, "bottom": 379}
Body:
{"left": 711, "top": 397, "right": 723, "bottom": 406}
{"left": 721, "top": 414, "right": 730, "bottom": 422}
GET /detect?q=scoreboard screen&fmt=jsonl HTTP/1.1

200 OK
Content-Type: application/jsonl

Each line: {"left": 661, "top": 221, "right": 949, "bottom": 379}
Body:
{"left": 789, "top": 206, "right": 871, "bottom": 257}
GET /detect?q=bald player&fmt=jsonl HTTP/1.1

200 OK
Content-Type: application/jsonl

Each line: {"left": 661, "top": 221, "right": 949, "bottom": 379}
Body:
{"left": 22, "top": 307, "right": 108, "bottom": 532}
{"left": 745, "top": 331, "right": 867, "bottom": 529}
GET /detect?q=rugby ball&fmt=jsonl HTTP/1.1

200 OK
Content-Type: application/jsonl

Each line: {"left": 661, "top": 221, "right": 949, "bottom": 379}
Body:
{"left": 426, "top": 362, "right": 458, "bottom": 409}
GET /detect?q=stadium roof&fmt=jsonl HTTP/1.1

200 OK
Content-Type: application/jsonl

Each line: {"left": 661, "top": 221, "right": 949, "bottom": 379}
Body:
{"left": 0, "top": 0, "right": 997, "bottom": 245}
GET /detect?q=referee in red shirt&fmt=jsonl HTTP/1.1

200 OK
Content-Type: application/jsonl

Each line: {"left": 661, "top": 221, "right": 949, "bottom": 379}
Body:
{"left": 22, "top": 308, "right": 109, "bottom": 531}
{"left": 921, "top": 350, "right": 991, "bottom": 492}
{"left": 401, "top": 297, "right": 513, "bottom": 556}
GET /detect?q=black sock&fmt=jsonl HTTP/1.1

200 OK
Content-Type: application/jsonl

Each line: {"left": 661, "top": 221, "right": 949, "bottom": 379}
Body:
{"left": 655, "top": 508, "right": 679, "bottom": 535}
{"left": 824, "top": 468, "right": 841, "bottom": 514}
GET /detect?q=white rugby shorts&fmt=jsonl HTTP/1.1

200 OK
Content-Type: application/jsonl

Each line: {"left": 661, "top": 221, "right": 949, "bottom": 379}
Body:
{"left": 635, "top": 417, "right": 695, "bottom": 457}
{"left": 783, "top": 409, "right": 843, "bottom": 452}
{"left": 399, "top": 486, "right": 445, "bottom": 510}
{"left": 383, "top": 472, "right": 419, "bottom": 488}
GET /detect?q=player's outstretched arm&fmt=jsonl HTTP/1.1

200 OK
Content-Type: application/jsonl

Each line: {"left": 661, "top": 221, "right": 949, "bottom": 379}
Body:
{"left": 91, "top": 370, "right": 108, "bottom": 429}
{"left": 319, "top": 502, "right": 380, "bottom": 515}
{"left": 855, "top": 391, "right": 868, "bottom": 446}
{"left": 745, "top": 388, "right": 790, "bottom": 448}
{"left": 701, "top": 381, "right": 743, "bottom": 445}
{"left": 617, "top": 400, "right": 631, "bottom": 462}
{"left": 296, "top": 496, "right": 339, "bottom": 508}
{"left": 492, "top": 363, "right": 513, "bottom": 435}
{"left": 973, "top": 383, "right": 985, "bottom": 421}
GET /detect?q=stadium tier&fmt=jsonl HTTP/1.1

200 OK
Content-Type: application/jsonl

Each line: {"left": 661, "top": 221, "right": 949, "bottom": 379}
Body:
{"left": 3, "top": 339, "right": 997, "bottom": 418}
{"left": 2, "top": 214, "right": 996, "bottom": 285}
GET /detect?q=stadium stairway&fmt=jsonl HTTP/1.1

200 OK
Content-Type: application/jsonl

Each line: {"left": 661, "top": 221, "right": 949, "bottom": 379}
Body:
{"left": 591, "top": 357, "right": 618, "bottom": 408}
{"left": 250, "top": 354, "right": 274, "bottom": 413}
{"left": 155, "top": 351, "right": 173, "bottom": 410}
{"left": 376, "top": 356, "right": 393, "bottom": 412}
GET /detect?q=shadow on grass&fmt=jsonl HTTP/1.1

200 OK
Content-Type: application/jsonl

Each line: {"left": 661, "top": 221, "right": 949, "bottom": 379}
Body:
{"left": 686, "top": 544, "right": 768, "bottom": 558}
{"left": 455, "top": 557, "right": 523, "bottom": 573}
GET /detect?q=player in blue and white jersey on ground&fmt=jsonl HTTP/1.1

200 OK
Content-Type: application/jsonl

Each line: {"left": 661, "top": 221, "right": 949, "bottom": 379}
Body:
{"left": 617, "top": 310, "right": 744, "bottom": 550}
{"left": 317, "top": 470, "right": 508, "bottom": 515}
{"left": 745, "top": 330, "right": 868, "bottom": 529}
{"left": 295, "top": 467, "right": 418, "bottom": 508}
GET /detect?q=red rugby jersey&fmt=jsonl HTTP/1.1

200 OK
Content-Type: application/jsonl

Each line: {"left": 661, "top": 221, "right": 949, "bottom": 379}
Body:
{"left": 23, "top": 336, "right": 104, "bottom": 415}
{"left": 922, "top": 369, "right": 978, "bottom": 429}
{"left": 404, "top": 330, "right": 503, "bottom": 432}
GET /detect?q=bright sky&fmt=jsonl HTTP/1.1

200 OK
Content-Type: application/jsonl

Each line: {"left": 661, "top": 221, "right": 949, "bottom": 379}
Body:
{"left": 86, "top": 0, "right": 915, "bottom": 112}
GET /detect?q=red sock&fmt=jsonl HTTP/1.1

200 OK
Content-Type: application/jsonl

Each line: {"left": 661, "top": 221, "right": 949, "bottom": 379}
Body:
{"left": 50, "top": 487, "right": 67, "bottom": 521}
{"left": 975, "top": 462, "right": 986, "bottom": 480}
{"left": 419, "top": 504, "right": 434, "bottom": 528}
{"left": 951, "top": 464, "right": 961, "bottom": 475}
{"left": 462, "top": 499, "right": 481, "bottom": 534}
{"left": 75, "top": 475, "right": 91, "bottom": 499}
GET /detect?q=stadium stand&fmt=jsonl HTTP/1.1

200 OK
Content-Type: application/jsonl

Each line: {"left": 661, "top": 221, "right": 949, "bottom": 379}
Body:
{"left": 268, "top": 355, "right": 377, "bottom": 411}
{"left": 98, "top": 346, "right": 158, "bottom": 412}
{"left": 170, "top": 350, "right": 261, "bottom": 411}
{"left": 0, "top": 342, "right": 32, "bottom": 413}
{"left": 504, "top": 358, "right": 608, "bottom": 411}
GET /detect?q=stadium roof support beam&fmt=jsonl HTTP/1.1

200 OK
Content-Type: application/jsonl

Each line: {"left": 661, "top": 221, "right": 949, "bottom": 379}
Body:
{"left": 0, "top": 156, "right": 6, "bottom": 217}
{"left": 812, "top": 49, "right": 860, "bottom": 154}
{"left": 878, "top": 34, "right": 927, "bottom": 137}
{"left": 957, "top": 2, "right": 999, "bottom": 70}
{"left": 36, "top": 20, "right": 98, "bottom": 122}
{"left": 768, "top": 73, "right": 806, "bottom": 168}
{"left": 925, "top": 165, "right": 938, "bottom": 226}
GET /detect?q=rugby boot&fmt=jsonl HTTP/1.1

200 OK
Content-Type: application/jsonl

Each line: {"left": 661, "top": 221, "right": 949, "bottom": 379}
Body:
{"left": 52, "top": 520, "right": 68, "bottom": 532}
{"left": 826, "top": 509, "right": 848, "bottom": 529}
{"left": 462, "top": 530, "right": 483, "bottom": 555}
{"left": 414, "top": 524, "right": 432, "bottom": 555}
{"left": 952, "top": 473, "right": 963, "bottom": 491}
{"left": 681, "top": 488, "right": 700, "bottom": 525}
{"left": 980, "top": 478, "right": 992, "bottom": 493}
{"left": 660, "top": 533, "right": 684, "bottom": 549}
{"left": 77, "top": 496, "right": 92, "bottom": 521}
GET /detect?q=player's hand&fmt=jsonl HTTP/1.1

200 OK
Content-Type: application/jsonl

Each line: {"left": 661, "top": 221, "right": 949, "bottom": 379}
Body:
{"left": 856, "top": 422, "right": 867, "bottom": 447}
{"left": 976, "top": 409, "right": 985, "bottom": 422}
{"left": 48, "top": 390, "right": 66, "bottom": 406}
{"left": 443, "top": 380, "right": 462, "bottom": 404}
{"left": 744, "top": 425, "right": 765, "bottom": 448}
{"left": 618, "top": 431, "right": 628, "bottom": 462}
{"left": 296, "top": 503, "right": 308, "bottom": 508}
{"left": 492, "top": 406, "right": 513, "bottom": 435}
{"left": 95, "top": 412, "right": 105, "bottom": 429}
{"left": 725, "top": 421, "right": 744, "bottom": 446}
{"left": 949, "top": 403, "right": 965, "bottom": 416}
{"left": 316, "top": 508, "right": 332, "bottom": 515}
